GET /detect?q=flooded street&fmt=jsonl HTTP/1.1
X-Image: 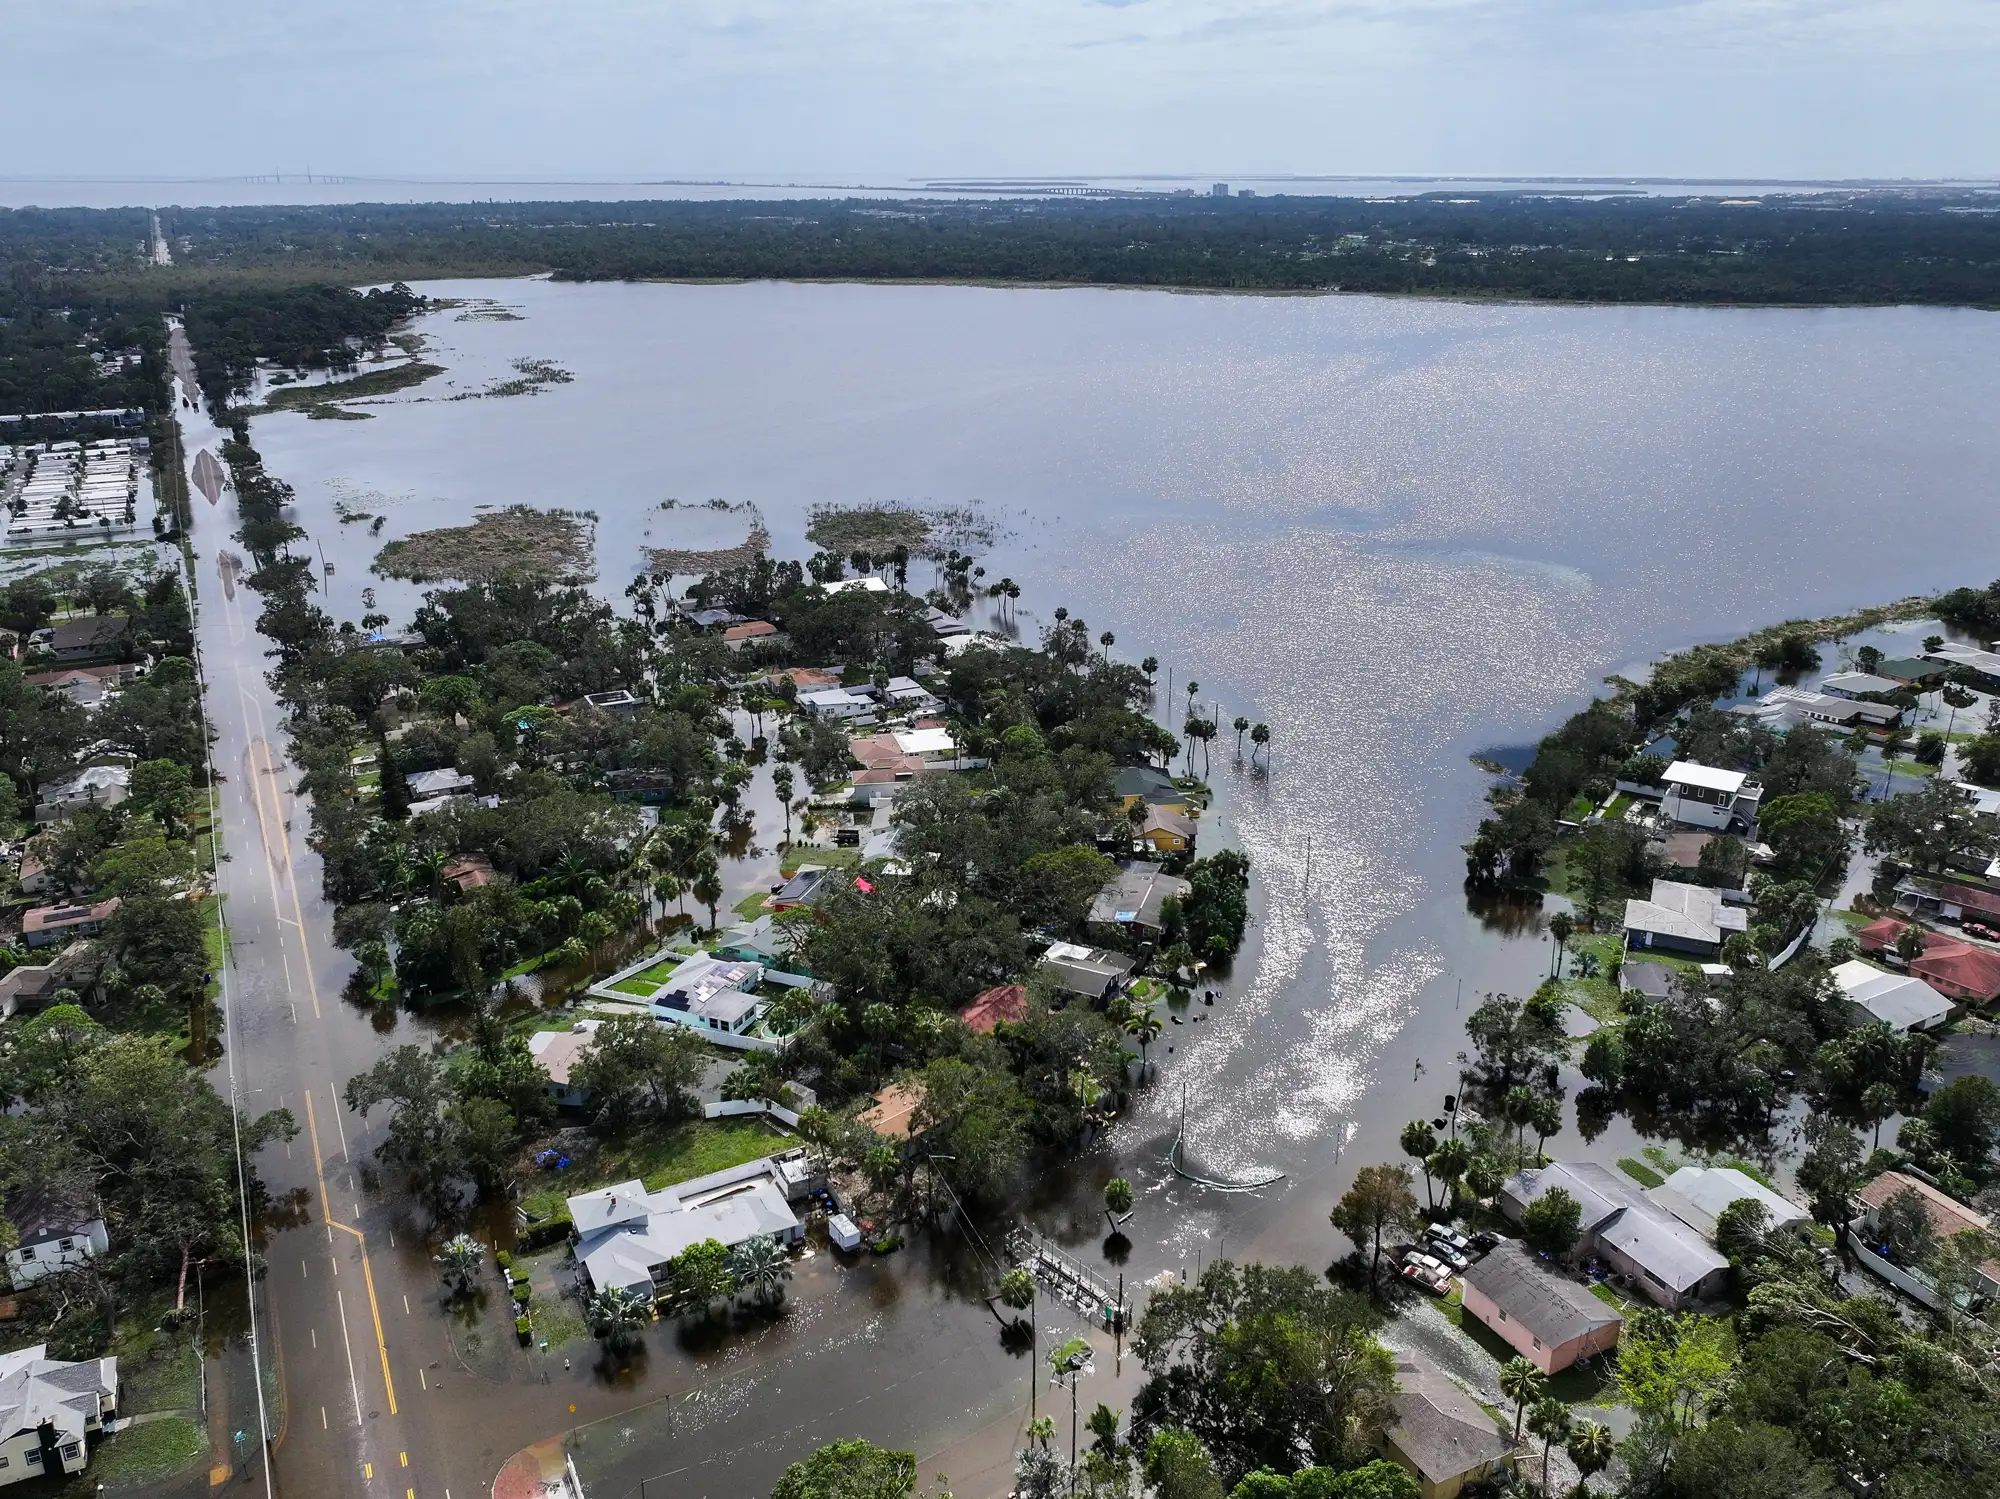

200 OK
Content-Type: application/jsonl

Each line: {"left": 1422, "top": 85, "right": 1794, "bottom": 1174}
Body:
{"left": 224, "top": 281, "right": 2000, "bottom": 1493}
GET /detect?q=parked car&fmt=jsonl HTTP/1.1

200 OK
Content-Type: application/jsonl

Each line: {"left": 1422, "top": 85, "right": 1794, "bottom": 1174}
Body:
{"left": 1422, "top": 1237, "right": 1471, "bottom": 1271}
{"left": 1402, "top": 1248, "right": 1451, "bottom": 1278}
{"left": 1399, "top": 1259, "right": 1451, "bottom": 1296}
{"left": 1425, "top": 1223, "right": 1473, "bottom": 1255}
{"left": 1467, "top": 1230, "right": 1501, "bottom": 1254}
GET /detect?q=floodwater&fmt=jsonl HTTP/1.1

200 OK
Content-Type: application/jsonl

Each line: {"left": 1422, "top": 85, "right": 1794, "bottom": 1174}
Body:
{"left": 240, "top": 280, "right": 2000, "bottom": 1482}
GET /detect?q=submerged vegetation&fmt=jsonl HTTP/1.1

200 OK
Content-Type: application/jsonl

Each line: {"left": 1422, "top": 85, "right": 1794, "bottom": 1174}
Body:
{"left": 373, "top": 504, "right": 597, "bottom": 583}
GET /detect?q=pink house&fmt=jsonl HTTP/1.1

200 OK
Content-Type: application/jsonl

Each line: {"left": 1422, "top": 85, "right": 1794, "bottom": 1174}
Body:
{"left": 1460, "top": 1242, "right": 1622, "bottom": 1374}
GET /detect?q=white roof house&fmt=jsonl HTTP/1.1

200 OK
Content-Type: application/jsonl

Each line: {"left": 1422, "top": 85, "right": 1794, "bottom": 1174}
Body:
{"left": 570, "top": 1156, "right": 809, "bottom": 1296}
{"left": 891, "top": 727, "right": 956, "bottom": 759}
{"left": 1832, "top": 959, "right": 1956, "bottom": 1033}
{"left": 1646, "top": 1166, "right": 1809, "bottom": 1242}
{"left": 1665, "top": 761, "right": 1745, "bottom": 795}
{"left": 0, "top": 1345, "right": 118, "bottom": 1482}
{"left": 35, "top": 763, "right": 131, "bottom": 819}
{"left": 1623, "top": 879, "right": 1748, "bottom": 957}
{"left": 820, "top": 576, "right": 890, "bottom": 595}
{"left": 1822, "top": 671, "right": 1904, "bottom": 698}
{"left": 405, "top": 767, "right": 476, "bottom": 799}
{"left": 797, "top": 687, "right": 873, "bottom": 720}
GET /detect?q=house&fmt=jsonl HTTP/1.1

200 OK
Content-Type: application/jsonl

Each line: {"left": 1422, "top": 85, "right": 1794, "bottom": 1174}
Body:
{"left": 527, "top": 1024, "right": 597, "bottom": 1109}
{"left": 769, "top": 865, "right": 833, "bottom": 911}
{"left": 1831, "top": 959, "right": 1956, "bottom": 1033}
{"left": 21, "top": 669, "right": 116, "bottom": 712}
{"left": 1380, "top": 1350, "right": 1514, "bottom": 1499}
{"left": 878, "top": 676, "right": 941, "bottom": 713}
{"left": 1856, "top": 917, "right": 2000, "bottom": 1003}
{"left": 1622, "top": 879, "right": 1747, "bottom": 960}
{"left": 0, "top": 1344, "right": 119, "bottom": 1484}
{"left": 1921, "top": 643, "right": 2000, "bottom": 690}
{"left": 682, "top": 607, "right": 746, "bottom": 630}
{"left": 821, "top": 576, "right": 889, "bottom": 595}
{"left": 44, "top": 615, "right": 131, "bottom": 663}
{"left": 569, "top": 1154, "right": 815, "bottom": 1297}
{"left": 649, "top": 955, "right": 767, "bottom": 1036}
{"left": 1459, "top": 1241, "right": 1622, "bottom": 1374}
{"left": 581, "top": 689, "right": 640, "bottom": 717}
{"left": 959, "top": 984, "right": 1029, "bottom": 1034}
{"left": 405, "top": 767, "right": 476, "bottom": 800}
{"left": 1878, "top": 655, "right": 1947, "bottom": 687}
{"left": 890, "top": 726, "right": 957, "bottom": 760}
{"left": 1850, "top": 1171, "right": 2000, "bottom": 1310}
{"left": 1140, "top": 805, "right": 1196, "bottom": 856}
{"left": 859, "top": 1082, "right": 926, "bottom": 1140}
{"left": 1646, "top": 1166, "right": 1810, "bottom": 1243}
{"left": 1501, "top": 1161, "right": 1729, "bottom": 1308}
{"left": 15, "top": 840, "right": 53, "bottom": 896}
{"left": 34, "top": 763, "right": 131, "bottom": 821}
{"left": 22, "top": 898, "right": 119, "bottom": 949}
{"left": 722, "top": 621, "right": 778, "bottom": 652}
{"left": 1037, "top": 941, "right": 1134, "bottom": 1002}
{"left": 1733, "top": 687, "right": 1900, "bottom": 733}
{"left": 1114, "top": 765, "right": 1187, "bottom": 814}
{"left": 797, "top": 687, "right": 874, "bottom": 721}
{"left": 0, "top": 945, "right": 95, "bottom": 1021}
{"left": 1617, "top": 961, "right": 1680, "bottom": 1004}
{"left": 715, "top": 915, "right": 788, "bottom": 966}
{"left": 3, "top": 1188, "right": 109, "bottom": 1287}
{"left": 440, "top": 854, "right": 496, "bottom": 893}
{"left": 1659, "top": 761, "right": 1762, "bottom": 833}
{"left": 1821, "top": 671, "right": 1906, "bottom": 699}
{"left": 1088, "top": 861, "right": 1193, "bottom": 935}
{"left": 773, "top": 667, "right": 843, "bottom": 693}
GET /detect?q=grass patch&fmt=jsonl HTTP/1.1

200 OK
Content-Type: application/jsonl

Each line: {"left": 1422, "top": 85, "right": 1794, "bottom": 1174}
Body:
{"left": 262, "top": 360, "right": 442, "bottom": 409}
{"left": 779, "top": 847, "right": 861, "bottom": 878}
{"left": 88, "top": 1417, "right": 206, "bottom": 1491}
{"left": 518, "top": 1118, "right": 787, "bottom": 1220}
{"left": 609, "top": 977, "right": 660, "bottom": 997}
{"left": 121, "top": 1336, "right": 201, "bottom": 1414}
{"left": 1719, "top": 1157, "right": 1776, "bottom": 1189}
{"left": 1642, "top": 1145, "right": 1676, "bottom": 1172}
{"left": 374, "top": 504, "right": 594, "bottom": 584}
{"left": 1617, "top": 1157, "right": 1666, "bottom": 1188}
{"left": 1561, "top": 977, "right": 1625, "bottom": 1026}
{"left": 732, "top": 892, "right": 769, "bottom": 920}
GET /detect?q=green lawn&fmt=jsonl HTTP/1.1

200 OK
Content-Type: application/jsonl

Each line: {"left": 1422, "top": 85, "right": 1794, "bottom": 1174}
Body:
{"left": 1617, "top": 1157, "right": 1666, "bottom": 1188}
{"left": 732, "top": 892, "right": 769, "bottom": 920}
{"left": 779, "top": 847, "right": 862, "bottom": 878}
{"left": 518, "top": 1118, "right": 788, "bottom": 1220}
{"left": 121, "top": 1336, "right": 201, "bottom": 1414}
{"left": 87, "top": 1417, "right": 207, "bottom": 1491}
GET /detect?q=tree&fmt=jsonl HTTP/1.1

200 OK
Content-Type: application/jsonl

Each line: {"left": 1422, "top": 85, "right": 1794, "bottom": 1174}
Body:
{"left": 1565, "top": 1420, "right": 1614, "bottom": 1497}
{"left": 1124, "top": 1005, "right": 1164, "bottom": 1077}
{"left": 1330, "top": 1165, "right": 1422, "bottom": 1290}
{"left": 1894, "top": 922, "right": 1928, "bottom": 963}
{"left": 1527, "top": 1397, "right": 1572, "bottom": 1492}
{"left": 1923, "top": 1074, "right": 2000, "bottom": 1179}
{"left": 1864, "top": 777, "right": 1982, "bottom": 872}
{"left": 1249, "top": 723, "right": 1269, "bottom": 766}
{"left": 1498, "top": 1357, "right": 1544, "bottom": 1445}
{"left": 770, "top": 1439, "right": 917, "bottom": 1499}
{"left": 571, "top": 1014, "right": 704, "bottom": 1132}
{"left": 454, "top": 1096, "right": 518, "bottom": 1200}
{"left": 772, "top": 764, "right": 796, "bottom": 843}
{"left": 1399, "top": 1120, "right": 1438, "bottom": 1208}
{"left": 1714, "top": 1198, "right": 1772, "bottom": 1266}
{"left": 344, "top": 1046, "right": 463, "bottom": 1218}
{"left": 1547, "top": 911, "right": 1574, "bottom": 977}
{"left": 671, "top": 1238, "right": 738, "bottom": 1317}
{"left": 1615, "top": 1309, "right": 1734, "bottom": 1432}
{"left": 1698, "top": 833, "right": 1750, "bottom": 889}
{"left": 998, "top": 1266, "right": 1039, "bottom": 1420}
{"left": 1131, "top": 1260, "right": 1394, "bottom": 1482}
{"left": 1758, "top": 793, "right": 1848, "bottom": 882}
{"left": 436, "top": 1233, "right": 483, "bottom": 1297}
{"left": 1795, "top": 1115, "right": 1864, "bottom": 1231}
{"left": 1232, "top": 716, "right": 1250, "bottom": 759}
{"left": 1143, "top": 1430, "right": 1225, "bottom": 1499}
{"left": 728, "top": 1233, "right": 793, "bottom": 1306}
{"left": 1874, "top": 1186, "right": 1938, "bottom": 1266}
{"left": 1426, "top": 1137, "right": 1471, "bottom": 1208}
{"left": 1105, "top": 1177, "right": 1134, "bottom": 1218}
{"left": 1521, "top": 1186, "right": 1583, "bottom": 1258}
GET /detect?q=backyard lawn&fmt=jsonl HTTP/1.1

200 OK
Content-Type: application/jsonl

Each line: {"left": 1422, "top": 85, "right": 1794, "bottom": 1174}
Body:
{"left": 520, "top": 1118, "right": 789, "bottom": 1220}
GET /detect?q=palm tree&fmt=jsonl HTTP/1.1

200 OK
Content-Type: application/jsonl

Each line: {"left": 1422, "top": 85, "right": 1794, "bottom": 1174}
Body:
{"left": 587, "top": 1284, "right": 652, "bottom": 1353}
{"left": 1503, "top": 1084, "right": 1539, "bottom": 1156}
{"left": 1548, "top": 911, "right": 1574, "bottom": 978}
{"left": 693, "top": 861, "right": 723, "bottom": 935}
{"left": 727, "top": 1234, "right": 793, "bottom": 1306}
{"left": 1141, "top": 657, "right": 1158, "bottom": 691}
{"left": 1249, "top": 722, "right": 1270, "bottom": 766}
{"left": 1047, "top": 1336, "right": 1093, "bottom": 1483}
{"left": 1400, "top": 1119, "right": 1440, "bottom": 1209}
{"left": 435, "top": 1234, "right": 483, "bottom": 1297}
{"left": 997, "top": 1268, "right": 1038, "bottom": 1419}
{"left": 1529, "top": 1397, "right": 1573, "bottom": 1493}
{"left": 1566, "top": 1421, "right": 1614, "bottom": 1497}
{"left": 1104, "top": 1178, "right": 1134, "bottom": 1224}
{"left": 1428, "top": 1137, "right": 1472, "bottom": 1209}
{"left": 1099, "top": 631, "right": 1114, "bottom": 661}
{"left": 1184, "top": 680, "right": 1199, "bottom": 731}
{"left": 1861, "top": 1080, "right": 1899, "bottom": 1150}
{"left": 1499, "top": 1357, "right": 1545, "bottom": 1445}
{"left": 1233, "top": 716, "right": 1250, "bottom": 759}
{"left": 1123, "top": 1007, "right": 1163, "bottom": 1078}
{"left": 772, "top": 765, "right": 795, "bottom": 844}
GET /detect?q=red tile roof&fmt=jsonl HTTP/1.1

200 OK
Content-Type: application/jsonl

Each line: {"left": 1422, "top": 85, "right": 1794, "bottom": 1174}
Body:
{"left": 1855, "top": 916, "right": 2000, "bottom": 1001}
{"left": 959, "top": 984, "right": 1029, "bottom": 1033}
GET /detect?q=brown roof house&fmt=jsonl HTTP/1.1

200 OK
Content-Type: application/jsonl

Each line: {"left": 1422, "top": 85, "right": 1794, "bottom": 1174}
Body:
{"left": 1139, "top": 805, "right": 1197, "bottom": 857}
{"left": 1850, "top": 1170, "right": 2000, "bottom": 1312}
{"left": 1460, "top": 1241, "right": 1622, "bottom": 1375}
{"left": 22, "top": 898, "right": 118, "bottom": 950}
{"left": 1381, "top": 1350, "right": 1515, "bottom": 1499}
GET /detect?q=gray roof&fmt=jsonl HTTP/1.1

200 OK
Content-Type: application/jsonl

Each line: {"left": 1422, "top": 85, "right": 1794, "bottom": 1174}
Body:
{"left": 1618, "top": 961, "right": 1678, "bottom": 1001}
{"left": 1832, "top": 960, "right": 1954, "bottom": 1033}
{"left": 0, "top": 1345, "right": 117, "bottom": 1447}
{"left": 1462, "top": 1242, "right": 1621, "bottom": 1347}
{"left": 1386, "top": 1351, "right": 1513, "bottom": 1485}
{"left": 1646, "top": 1167, "right": 1808, "bottom": 1241}
{"left": 1623, "top": 879, "right": 1747, "bottom": 947}
{"left": 1503, "top": 1160, "right": 1726, "bottom": 1294}
{"left": 1088, "top": 861, "right": 1192, "bottom": 929}
{"left": 572, "top": 1160, "right": 801, "bottom": 1295}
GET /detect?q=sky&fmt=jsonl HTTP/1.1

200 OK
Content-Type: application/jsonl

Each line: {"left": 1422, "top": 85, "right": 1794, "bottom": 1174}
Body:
{"left": 7, "top": 1, "right": 1999, "bottom": 187}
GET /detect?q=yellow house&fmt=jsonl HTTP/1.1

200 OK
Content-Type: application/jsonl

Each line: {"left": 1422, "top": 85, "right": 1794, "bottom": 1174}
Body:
{"left": 1140, "top": 805, "right": 1196, "bottom": 855}
{"left": 1115, "top": 765, "right": 1187, "bottom": 816}
{"left": 1380, "top": 1351, "right": 1515, "bottom": 1499}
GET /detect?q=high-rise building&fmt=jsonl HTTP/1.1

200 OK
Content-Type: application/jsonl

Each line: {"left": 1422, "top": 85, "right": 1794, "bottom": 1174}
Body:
{"left": 1210, "top": 183, "right": 1229, "bottom": 197}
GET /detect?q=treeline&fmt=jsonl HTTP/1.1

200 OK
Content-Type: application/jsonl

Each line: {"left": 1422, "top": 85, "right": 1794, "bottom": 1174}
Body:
{"left": 9, "top": 193, "right": 2000, "bottom": 309}
{"left": 182, "top": 282, "right": 426, "bottom": 406}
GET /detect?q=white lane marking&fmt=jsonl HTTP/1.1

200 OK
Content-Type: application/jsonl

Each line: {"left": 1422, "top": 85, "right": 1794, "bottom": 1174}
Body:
{"left": 335, "top": 1289, "right": 363, "bottom": 1428}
